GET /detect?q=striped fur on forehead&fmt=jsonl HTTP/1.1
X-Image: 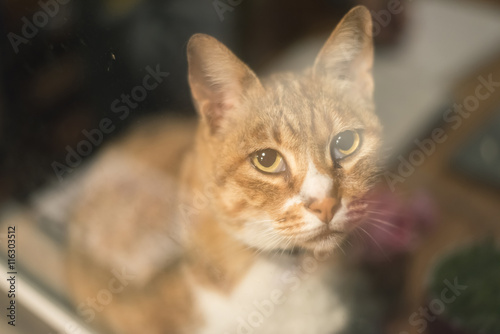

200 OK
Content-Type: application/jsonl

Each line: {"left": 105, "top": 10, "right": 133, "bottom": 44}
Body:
{"left": 245, "top": 73, "right": 380, "bottom": 154}
{"left": 208, "top": 71, "right": 381, "bottom": 196}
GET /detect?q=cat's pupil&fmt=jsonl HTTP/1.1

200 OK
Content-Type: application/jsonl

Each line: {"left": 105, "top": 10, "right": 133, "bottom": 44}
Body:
{"left": 336, "top": 131, "right": 355, "bottom": 151}
{"left": 257, "top": 149, "right": 277, "bottom": 168}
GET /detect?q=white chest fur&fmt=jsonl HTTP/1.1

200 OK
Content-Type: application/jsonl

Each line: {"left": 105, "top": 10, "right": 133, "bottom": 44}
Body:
{"left": 191, "top": 255, "right": 352, "bottom": 334}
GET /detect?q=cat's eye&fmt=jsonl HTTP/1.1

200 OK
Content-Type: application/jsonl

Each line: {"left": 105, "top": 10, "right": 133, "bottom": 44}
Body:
{"left": 251, "top": 149, "right": 286, "bottom": 174}
{"left": 331, "top": 130, "right": 361, "bottom": 160}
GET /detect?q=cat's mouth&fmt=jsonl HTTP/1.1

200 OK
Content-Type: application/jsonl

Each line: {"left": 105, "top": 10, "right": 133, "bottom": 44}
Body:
{"left": 298, "top": 203, "right": 369, "bottom": 249}
{"left": 292, "top": 227, "right": 347, "bottom": 254}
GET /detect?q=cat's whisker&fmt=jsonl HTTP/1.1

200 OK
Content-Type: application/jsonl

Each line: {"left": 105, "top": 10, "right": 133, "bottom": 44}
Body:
{"left": 261, "top": 232, "right": 286, "bottom": 247}
{"left": 352, "top": 229, "right": 368, "bottom": 250}
{"left": 252, "top": 219, "right": 280, "bottom": 224}
{"left": 361, "top": 200, "right": 392, "bottom": 207}
{"left": 334, "top": 237, "right": 346, "bottom": 256}
{"left": 351, "top": 229, "right": 366, "bottom": 252}
{"left": 366, "top": 210, "right": 412, "bottom": 222}
{"left": 364, "top": 208, "right": 398, "bottom": 217}
{"left": 365, "top": 216, "right": 401, "bottom": 228}
{"left": 284, "top": 235, "right": 294, "bottom": 250}
{"left": 257, "top": 233, "right": 281, "bottom": 248}
{"left": 364, "top": 221, "right": 402, "bottom": 239}
{"left": 360, "top": 201, "right": 383, "bottom": 207}
{"left": 279, "top": 236, "right": 294, "bottom": 258}
{"left": 244, "top": 227, "right": 284, "bottom": 257}
{"left": 344, "top": 238, "right": 353, "bottom": 248}
{"left": 360, "top": 199, "right": 382, "bottom": 204}
{"left": 291, "top": 238, "right": 298, "bottom": 255}
{"left": 268, "top": 237, "right": 287, "bottom": 259}
{"left": 357, "top": 226, "right": 390, "bottom": 261}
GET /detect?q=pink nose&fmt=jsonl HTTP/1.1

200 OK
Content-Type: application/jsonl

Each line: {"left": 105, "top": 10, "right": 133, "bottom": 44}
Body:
{"left": 306, "top": 197, "right": 338, "bottom": 224}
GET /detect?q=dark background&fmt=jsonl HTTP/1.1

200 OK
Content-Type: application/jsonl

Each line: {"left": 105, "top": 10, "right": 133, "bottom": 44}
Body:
{"left": 0, "top": 0, "right": 409, "bottom": 202}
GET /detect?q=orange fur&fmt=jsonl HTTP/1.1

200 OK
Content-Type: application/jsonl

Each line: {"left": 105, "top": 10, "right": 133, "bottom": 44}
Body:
{"left": 67, "top": 6, "right": 382, "bottom": 333}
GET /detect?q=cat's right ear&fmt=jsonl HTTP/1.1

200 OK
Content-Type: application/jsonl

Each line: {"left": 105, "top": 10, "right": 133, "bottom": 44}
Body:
{"left": 313, "top": 6, "right": 374, "bottom": 99}
{"left": 187, "top": 34, "right": 263, "bottom": 134}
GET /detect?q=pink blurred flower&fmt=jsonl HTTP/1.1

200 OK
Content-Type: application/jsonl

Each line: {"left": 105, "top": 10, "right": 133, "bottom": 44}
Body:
{"left": 356, "top": 187, "right": 437, "bottom": 262}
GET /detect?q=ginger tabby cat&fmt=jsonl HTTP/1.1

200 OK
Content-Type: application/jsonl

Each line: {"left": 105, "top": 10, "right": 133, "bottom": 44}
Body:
{"left": 67, "top": 6, "right": 383, "bottom": 334}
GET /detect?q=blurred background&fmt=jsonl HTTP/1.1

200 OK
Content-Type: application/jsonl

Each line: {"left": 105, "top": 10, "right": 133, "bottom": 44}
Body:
{"left": 0, "top": 0, "right": 500, "bottom": 333}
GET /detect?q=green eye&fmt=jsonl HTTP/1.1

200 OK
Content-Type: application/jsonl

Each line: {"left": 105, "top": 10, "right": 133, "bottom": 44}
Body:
{"left": 331, "top": 130, "right": 361, "bottom": 160}
{"left": 252, "top": 149, "right": 286, "bottom": 174}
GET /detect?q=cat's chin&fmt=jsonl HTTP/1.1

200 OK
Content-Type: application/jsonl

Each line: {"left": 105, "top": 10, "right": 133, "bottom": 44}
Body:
{"left": 296, "top": 214, "right": 366, "bottom": 254}
{"left": 300, "top": 231, "right": 347, "bottom": 254}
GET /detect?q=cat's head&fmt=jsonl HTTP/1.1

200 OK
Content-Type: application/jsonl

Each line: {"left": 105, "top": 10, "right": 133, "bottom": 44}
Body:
{"left": 187, "top": 6, "right": 381, "bottom": 254}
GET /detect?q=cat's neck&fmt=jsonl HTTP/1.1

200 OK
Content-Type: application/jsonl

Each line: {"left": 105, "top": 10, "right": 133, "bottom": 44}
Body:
{"left": 178, "top": 139, "right": 254, "bottom": 293}
{"left": 181, "top": 162, "right": 294, "bottom": 293}
{"left": 184, "top": 211, "right": 255, "bottom": 293}
{"left": 184, "top": 213, "right": 312, "bottom": 295}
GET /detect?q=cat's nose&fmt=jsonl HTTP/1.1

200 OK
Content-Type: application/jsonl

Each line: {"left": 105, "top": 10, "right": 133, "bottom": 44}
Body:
{"left": 306, "top": 197, "right": 339, "bottom": 224}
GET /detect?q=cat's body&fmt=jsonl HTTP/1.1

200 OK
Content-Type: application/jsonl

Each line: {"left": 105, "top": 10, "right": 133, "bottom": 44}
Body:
{"left": 67, "top": 117, "right": 371, "bottom": 334}
{"left": 67, "top": 6, "right": 382, "bottom": 334}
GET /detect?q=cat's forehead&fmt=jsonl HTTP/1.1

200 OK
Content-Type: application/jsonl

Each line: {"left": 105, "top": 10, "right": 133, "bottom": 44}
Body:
{"left": 249, "top": 73, "right": 371, "bottom": 139}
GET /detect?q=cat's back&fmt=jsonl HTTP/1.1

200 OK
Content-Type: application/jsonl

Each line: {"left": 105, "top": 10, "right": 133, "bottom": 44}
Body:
{"left": 69, "top": 115, "right": 197, "bottom": 236}
{"left": 66, "top": 116, "right": 198, "bottom": 333}
{"left": 68, "top": 114, "right": 197, "bottom": 256}
{"left": 109, "top": 115, "right": 197, "bottom": 174}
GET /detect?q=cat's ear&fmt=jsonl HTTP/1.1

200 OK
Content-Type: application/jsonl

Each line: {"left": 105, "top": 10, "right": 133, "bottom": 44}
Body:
{"left": 187, "top": 34, "right": 263, "bottom": 134}
{"left": 313, "top": 6, "right": 374, "bottom": 98}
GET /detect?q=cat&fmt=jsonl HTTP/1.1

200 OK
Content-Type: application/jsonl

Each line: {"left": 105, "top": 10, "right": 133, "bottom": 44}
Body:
{"left": 67, "top": 5, "right": 383, "bottom": 334}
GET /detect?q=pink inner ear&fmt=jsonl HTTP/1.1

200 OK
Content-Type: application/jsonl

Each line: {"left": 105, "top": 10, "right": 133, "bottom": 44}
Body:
{"left": 203, "top": 101, "right": 234, "bottom": 134}
{"left": 187, "top": 34, "right": 263, "bottom": 135}
{"left": 312, "top": 6, "right": 374, "bottom": 98}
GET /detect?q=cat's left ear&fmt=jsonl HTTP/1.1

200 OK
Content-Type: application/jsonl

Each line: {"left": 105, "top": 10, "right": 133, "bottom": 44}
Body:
{"left": 313, "top": 6, "right": 374, "bottom": 99}
{"left": 187, "top": 34, "right": 263, "bottom": 134}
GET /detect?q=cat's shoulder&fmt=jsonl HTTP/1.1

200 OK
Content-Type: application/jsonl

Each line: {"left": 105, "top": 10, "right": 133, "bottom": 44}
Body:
{"left": 108, "top": 115, "right": 197, "bottom": 170}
